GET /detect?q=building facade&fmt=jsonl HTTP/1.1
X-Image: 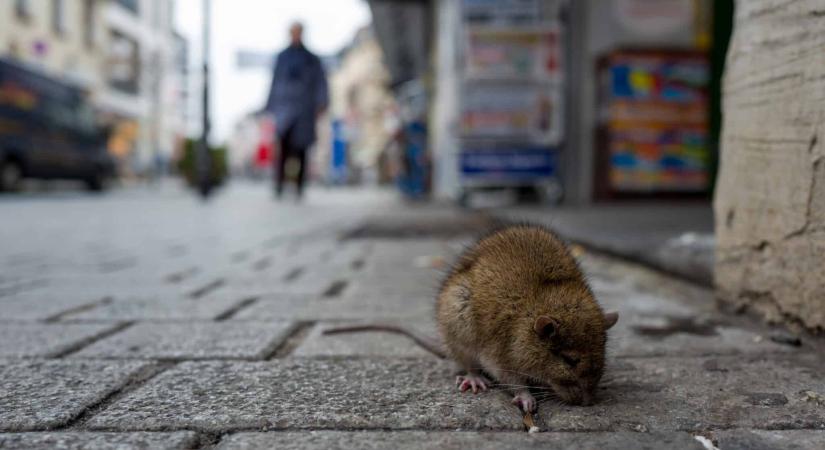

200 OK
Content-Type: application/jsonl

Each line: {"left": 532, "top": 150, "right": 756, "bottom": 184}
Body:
{"left": 0, "top": 0, "right": 108, "bottom": 90}
{"left": 0, "top": 0, "right": 187, "bottom": 177}
{"left": 317, "top": 26, "right": 396, "bottom": 183}
{"left": 98, "top": 0, "right": 186, "bottom": 175}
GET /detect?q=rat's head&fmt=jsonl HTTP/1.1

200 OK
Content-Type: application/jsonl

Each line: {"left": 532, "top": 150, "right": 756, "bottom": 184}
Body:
{"left": 511, "top": 287, "right": 618, "bottom": 406}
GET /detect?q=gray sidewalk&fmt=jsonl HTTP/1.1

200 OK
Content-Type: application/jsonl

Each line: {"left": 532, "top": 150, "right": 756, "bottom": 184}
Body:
{"left": 1, "top": 184, "right": 823, "bottom": 449}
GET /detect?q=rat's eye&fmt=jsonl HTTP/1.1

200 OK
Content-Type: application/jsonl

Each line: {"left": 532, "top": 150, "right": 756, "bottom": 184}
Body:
{"left": 560, "top": 353, "right": 580, "bottom": 368}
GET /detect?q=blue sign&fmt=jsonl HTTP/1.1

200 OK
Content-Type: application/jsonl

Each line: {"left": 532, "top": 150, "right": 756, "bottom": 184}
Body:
{"left": 329, "top": 120, "right": 347, "bottom": 184}
{"left": 461, "top": 147, "right": 557, "bottom": 180}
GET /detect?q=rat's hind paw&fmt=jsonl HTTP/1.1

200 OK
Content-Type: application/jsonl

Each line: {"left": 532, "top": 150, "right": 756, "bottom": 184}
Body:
{"left": 512, "top": 390, "right": 537, "bottom": 413}
{"left": 455, "top": 374, "right": 490, "bottom": 394}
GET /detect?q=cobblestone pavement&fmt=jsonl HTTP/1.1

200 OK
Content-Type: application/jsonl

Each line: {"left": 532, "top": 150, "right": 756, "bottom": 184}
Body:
{"left": 1, "top": 183, "right": 824, "bottom": 449}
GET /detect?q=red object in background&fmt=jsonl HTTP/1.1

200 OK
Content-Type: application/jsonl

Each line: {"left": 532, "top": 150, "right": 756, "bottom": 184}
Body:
{"left": 255, "top": 142, "right": 272, "bottom": 167}
{"left": 255, "top": 116, "right": 277, "bottom": 168}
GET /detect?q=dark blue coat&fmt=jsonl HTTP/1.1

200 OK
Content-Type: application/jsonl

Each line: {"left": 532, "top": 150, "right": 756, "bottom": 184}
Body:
{"left": 264, "top": 44, "right": 329, "bottom": 150}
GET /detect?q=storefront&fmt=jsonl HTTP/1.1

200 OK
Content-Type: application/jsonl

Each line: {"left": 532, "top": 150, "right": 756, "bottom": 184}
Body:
{"left": 429, "top": 0, "right": 728, "bottom": 205}
{"left": 564, "top": 0, "right": 723, "bottom": 204}
{"left": 430, "top": 0, "right": 566, "bottom": 204}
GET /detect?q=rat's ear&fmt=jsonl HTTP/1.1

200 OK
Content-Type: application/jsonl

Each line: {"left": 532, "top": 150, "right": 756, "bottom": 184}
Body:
{"left": 534, "top": 315, "right": 559, "bottom": 339}
{"left": 603, "top": 311, "right": 619, "bottom": 330}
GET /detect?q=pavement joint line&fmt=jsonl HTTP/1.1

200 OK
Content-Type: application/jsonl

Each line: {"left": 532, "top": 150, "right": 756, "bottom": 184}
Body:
{"left": 283, "top": 266, "right": 304, "bottom": 282}
{"left": 191, "top": 431, "right": 224, "bottom": 450}
{"left": 59, "top": 361, "right": 177, "bottom": 431}
{"left": 188, "top": 279, "right": 225, "bottom": 299}
{"left": 213, "top": 297, "right": 260, "bottom": 321}
{"left": 164, "top": 266, "right": 199, "bottom": 284}
{"left": 43, "top": 297, "right": 114, "bottom": 323}
{"left": 322, "top": 280, "right": 349, "bottom": 298}
{"left": 267, "top": 321, "right": 315, "bottom": 359}
{"left": 49, "top": 321, "right": 136, "bottom": 358}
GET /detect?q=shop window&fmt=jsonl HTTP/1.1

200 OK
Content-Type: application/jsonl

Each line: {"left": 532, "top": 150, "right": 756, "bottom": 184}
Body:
{"left": 107, "top": 31, "right": 140, "bottom": 94}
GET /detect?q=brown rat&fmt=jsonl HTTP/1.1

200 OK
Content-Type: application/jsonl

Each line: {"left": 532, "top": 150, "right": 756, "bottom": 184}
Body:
{"left": 323, "top": 224, "right": 617, "bottom": 413}
{"left": 437, "top": 224, "right": 618, "bottom": 411}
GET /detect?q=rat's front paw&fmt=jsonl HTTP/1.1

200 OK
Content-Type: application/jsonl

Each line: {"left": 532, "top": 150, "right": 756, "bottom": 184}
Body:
{"left": 455, "top": 373, "right": 489, "bottom": 394}
{"left": 512, "top": 390, "right": 536, "bottom": 413}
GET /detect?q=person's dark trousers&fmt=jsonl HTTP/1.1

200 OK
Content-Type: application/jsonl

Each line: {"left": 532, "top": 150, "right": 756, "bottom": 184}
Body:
{"left": 274, "top": 126, "right": 308, "bottom": 198}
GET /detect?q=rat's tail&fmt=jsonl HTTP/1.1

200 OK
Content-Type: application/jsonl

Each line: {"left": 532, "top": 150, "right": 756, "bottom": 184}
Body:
{"left": 322, "top": 324, "right": 447, "bottom": 359}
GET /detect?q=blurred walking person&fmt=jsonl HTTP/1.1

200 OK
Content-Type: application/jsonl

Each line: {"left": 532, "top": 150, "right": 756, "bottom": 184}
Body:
{"left": 264, "top": 22, "right": 329, "bottom": 199}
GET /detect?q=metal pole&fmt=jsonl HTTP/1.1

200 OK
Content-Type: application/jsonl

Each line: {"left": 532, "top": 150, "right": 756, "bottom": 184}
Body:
{"left": 197, "top": 0, "right": 212, "bottom": 197}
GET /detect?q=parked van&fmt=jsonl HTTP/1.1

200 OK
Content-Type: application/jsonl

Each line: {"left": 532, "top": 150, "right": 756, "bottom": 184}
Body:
{"left": 0, "top": 59, "right": 114, "bottom": 191}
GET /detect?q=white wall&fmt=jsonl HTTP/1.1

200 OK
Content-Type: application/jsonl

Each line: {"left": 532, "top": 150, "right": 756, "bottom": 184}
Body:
{"left": 0, "top": 0, "right": 107, "bottom": 90}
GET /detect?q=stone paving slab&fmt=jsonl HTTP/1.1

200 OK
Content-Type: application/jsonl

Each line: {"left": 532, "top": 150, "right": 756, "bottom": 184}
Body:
{"left": 35, "top": 277, "right": 209, "bottom": 299}
{"left": 85, "top": 355, "right": 825, "bottom": 431}
{"left": 0, "top": 323, "right": 120, "bottom": 358}
{"left": 591, "top": 285, "right": 699, "bottom": 317}
{"left": 315, "top": 247, "right": 372, "bottom": 269}
{"left": 608, "top": 314, "right": 793, "bottom": 358}
{"left": 712, "top": 429, "right": 825, "bottom": 450}
{"left": 0, "top": 432, "right": 199, "bottom": 449}
{"left": 233, "top": 294, "right": 434, "bottom": 321}
{"left": 276, "top": 266, "right": 361, "bottom": 297}
{"left": 536, "top": 354, "right": 825, "bottom": 432}
{"left": 0, "top": 292, "right": 109, "bottom": 321}
{"left": 216, "top": 431, "right": 705, "bottom": 450}
{"left": 224, "top": 264, "right": 298, "bottom": 285}
{"left": 580, "top": 254, "right": 715, "bottom": 314}
{"left": 0, "top": 278, "right": 47, "bottom": 299}
{"left": 72, "top": 321, "right": 296, "bottom": 360}
{"left": 61, "top": 296, "right": 247, "bottom": 321}
{"left": 217, "top": 277, "right": 331, "bottom": 298}
{"left": 40, "top": 271, "right": 201, "bottom": 287}
{"left": 345, "top": 273, "right": 443, "bottom": 299}
{"left": 0, "top": 360, "right": 150, "bottom": 431}
{"left": 366, "top": 240, "right": 454, "bottom": 262}
{"left": 87, "top": 359, "right": 521, "bottom": 432}
{"left": 85, "top": 354, "right": 825, "bottom": 434}
{"left": 293, "top": 321, "right": 439, "bottom": 358}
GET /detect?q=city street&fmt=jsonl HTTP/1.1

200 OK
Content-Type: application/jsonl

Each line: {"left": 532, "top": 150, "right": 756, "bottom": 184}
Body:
{"left": 1, "top": 183, "right": 824, "bottom": 449}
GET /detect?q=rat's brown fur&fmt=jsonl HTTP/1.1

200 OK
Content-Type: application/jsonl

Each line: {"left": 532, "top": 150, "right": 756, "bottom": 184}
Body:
{"left": 437, "top": 224, "right": 617, "bottom": 407}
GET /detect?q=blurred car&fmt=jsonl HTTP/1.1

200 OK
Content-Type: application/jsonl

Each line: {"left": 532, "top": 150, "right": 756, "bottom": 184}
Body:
{"left": 0, "top": 58, "right": 114, "bottom": 192}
